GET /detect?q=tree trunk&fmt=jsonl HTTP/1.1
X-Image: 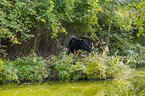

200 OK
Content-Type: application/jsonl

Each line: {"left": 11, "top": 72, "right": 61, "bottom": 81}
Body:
{"left": 106, "top": 0, "right": 115, "bottom": 50}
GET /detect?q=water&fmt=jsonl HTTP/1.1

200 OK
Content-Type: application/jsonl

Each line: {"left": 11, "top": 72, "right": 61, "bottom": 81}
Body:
{"left": 0, "top": 68, "right": 145, "bottom": 96}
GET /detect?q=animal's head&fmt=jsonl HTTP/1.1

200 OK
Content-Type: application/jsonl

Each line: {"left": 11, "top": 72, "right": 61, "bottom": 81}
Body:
{"left": 80, "top": 40, "right": 91, "bottom": 53}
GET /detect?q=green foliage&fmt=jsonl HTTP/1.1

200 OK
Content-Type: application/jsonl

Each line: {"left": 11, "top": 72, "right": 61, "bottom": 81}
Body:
{"left": 13, "top": 56, "right": 48, "bottom": 81}
{"left": 82, "top": 50, "right": 131, "bottom": 79}
{"left": 128, "top": 1, "right": 145, "bottom": 37}
{"left": 47, "top": 52, "right": 85, "bottom": 81}
{"left": 0, "top": 0, "right": 144, "bottom": 59}
{"left": 0, "top": 0, "right": 144, "bottom": 83}
{"left": 95, "top": 1, "right": 144, "bottom": 57}
{"left": 107, "top": 29, "right": 145, "bottom": 67}
{"left": 0, "top": 59, "right": 3, "bottom": 70}
{"left": 53, "top": 0, "right": 99, "bottom": 22}
{"left": 0, "top": 0, "right": 63, "bottom": 42}
{"left": 0, "top": 55, "right": 48, "bottom": 83}
{"left": 47, "top": 50, "right": 131, "bottom": 81}
{"left": 0, "top": 59, "right": 18, "bottom": 83}
{"left": 98, "top": 0, "right": 145, "bottom": 37}
{"left": 126, "top": 50, "right": 145, "bottom": 68}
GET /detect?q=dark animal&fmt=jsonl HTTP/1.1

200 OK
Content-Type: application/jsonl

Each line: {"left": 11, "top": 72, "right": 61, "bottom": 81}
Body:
{"left": 68, "top": 38, "right": 91, "bottom": 54}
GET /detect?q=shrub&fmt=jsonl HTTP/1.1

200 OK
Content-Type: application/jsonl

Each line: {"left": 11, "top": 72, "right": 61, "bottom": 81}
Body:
{"left": 47, "top": 52, "right": 86, "bottom": 81}
{"left": 0, "top": 59, "right": 18, "bottom": 83}
{"left": 81, "top": 50, "right": 131, "bottom": 79}
{"left": 13, "top": 56, "right": 48, "bottom": 81}
{"left": 0, "top": 55, "right": 48, "bottom": 83}
{"left": 126, "top": 50, "right": 145, "bottom": 68}
{"left": 47, "top": 49, "right": 131, "bottom": 81}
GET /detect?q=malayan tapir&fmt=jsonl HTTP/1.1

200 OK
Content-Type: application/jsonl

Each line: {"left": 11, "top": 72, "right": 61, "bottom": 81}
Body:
{"left": 65, "top": 35, "right": 91, "bottom": 54}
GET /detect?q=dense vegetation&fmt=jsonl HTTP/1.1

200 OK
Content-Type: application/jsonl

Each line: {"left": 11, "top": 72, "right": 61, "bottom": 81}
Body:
{"left": 1, "top": 50, "right": 132, "bottom": 83}
{"left": 0, "top": 0, "right": 145, "bottom": 83}
{"left": 0, "top": 52, "right": 48, "bottom": 83}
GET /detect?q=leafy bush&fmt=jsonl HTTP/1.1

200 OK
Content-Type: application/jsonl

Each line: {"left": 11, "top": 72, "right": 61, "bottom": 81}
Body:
{"left": 0, "top": 49, "right": 134, "bottom": 83}
{"left": 47, "top": 50, "right": 131, "bottom": 81}
{"left": 0, "top": 55, "right": 48, "bottom": 83}
{"left": 47, "top": 52, "right": 86, "bottom": 81}
{"left": 107, "top": 29, "right": 145, "bottom": 68}
{"left": 0, "top": 59, "right": 18, "bottom": 83}
{"left": 13, "top": 56, "right": 48, "bottom": 81}
{"left": 0, "top": 0, "right": 60, "bottom": 41}
{"left": 82, "top": 50, "right": 131, "bottom": 79}
{"left": 126, "top": 50, "right": 145, "bottom": 68}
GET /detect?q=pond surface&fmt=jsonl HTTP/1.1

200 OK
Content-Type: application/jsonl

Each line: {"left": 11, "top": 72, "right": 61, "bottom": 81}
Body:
{"left": 0, "top": 67, "right": 145, "bottom": 96}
